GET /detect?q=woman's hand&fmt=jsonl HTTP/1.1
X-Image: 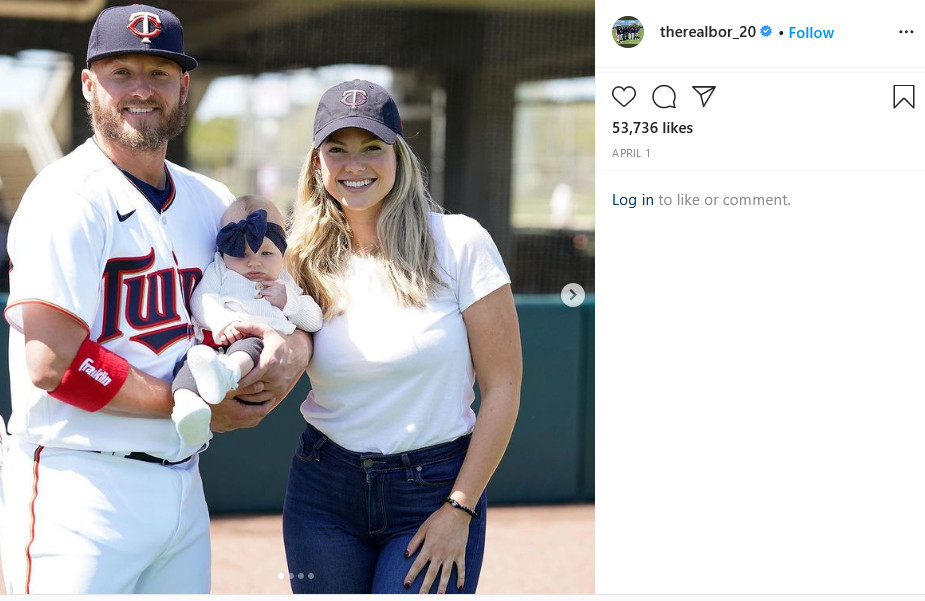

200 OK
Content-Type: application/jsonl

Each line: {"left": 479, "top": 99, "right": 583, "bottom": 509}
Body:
{"left": 403, "top": 503, "right": 471, "bottom": 593}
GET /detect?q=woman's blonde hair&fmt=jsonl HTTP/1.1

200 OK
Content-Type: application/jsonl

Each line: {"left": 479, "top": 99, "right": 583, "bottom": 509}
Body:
{"left": 286, "top": 135, "right": 443, "bottom": 318}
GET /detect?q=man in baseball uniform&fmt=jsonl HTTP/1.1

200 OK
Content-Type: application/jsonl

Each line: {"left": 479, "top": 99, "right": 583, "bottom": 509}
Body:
{"left": 0, "top": 4, "right": 311, "bottom": 593}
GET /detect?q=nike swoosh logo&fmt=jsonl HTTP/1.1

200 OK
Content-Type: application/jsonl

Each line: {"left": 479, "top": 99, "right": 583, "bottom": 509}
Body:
{"left": 117, "top": 209, "right": 136, "bottom": 222}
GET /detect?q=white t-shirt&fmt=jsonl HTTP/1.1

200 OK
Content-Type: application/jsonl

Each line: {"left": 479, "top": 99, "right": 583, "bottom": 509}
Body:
{"left": 301, "top": 212, "right": 511, "bottom": 454}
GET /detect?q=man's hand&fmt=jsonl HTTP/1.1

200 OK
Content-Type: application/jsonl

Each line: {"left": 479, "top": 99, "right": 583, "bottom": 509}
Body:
{"left": 230, "top": 321, "right": 312, "bottom": 405}
{"left": 207, "top": 322, "right": 311, "bottom": 432}
{"left": 209, "top": 395, "right": 274, "bottom": 432}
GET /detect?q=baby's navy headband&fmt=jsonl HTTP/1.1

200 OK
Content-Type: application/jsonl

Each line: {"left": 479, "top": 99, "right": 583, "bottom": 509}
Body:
{"left": 216, "top": 209, "right": 287, "bottom": 257}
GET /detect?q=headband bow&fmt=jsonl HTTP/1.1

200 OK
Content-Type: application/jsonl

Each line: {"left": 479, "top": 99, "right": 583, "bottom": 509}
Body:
{"left": 216, "top": 209, "right": 288, "bottom": 257}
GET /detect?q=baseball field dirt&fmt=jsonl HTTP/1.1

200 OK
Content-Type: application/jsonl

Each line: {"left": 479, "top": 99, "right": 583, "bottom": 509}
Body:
{"left": 0, "top": 503, "right": 594, "bottom": 594}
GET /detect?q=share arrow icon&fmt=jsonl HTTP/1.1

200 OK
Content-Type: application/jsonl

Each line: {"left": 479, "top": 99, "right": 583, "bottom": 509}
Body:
{"left": 692, "top": 86, "right": 716, "bottom": 107}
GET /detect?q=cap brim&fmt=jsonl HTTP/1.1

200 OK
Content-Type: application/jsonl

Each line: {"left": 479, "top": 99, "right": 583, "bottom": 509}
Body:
{"left": 313, "top": 116, "right": 398, "bottom": 148}
{"left": 88, "top": 49, "right": 198, "bottom": 71}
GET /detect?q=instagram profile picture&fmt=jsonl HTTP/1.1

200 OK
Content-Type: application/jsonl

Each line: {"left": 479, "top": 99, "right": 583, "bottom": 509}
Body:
{"left": 613, "top": 16, "right": 644, "bottom": 48}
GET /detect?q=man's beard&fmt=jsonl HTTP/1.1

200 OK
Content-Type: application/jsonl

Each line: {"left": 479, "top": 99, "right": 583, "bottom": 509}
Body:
{"left": 88, "top": 91, "right": 187, "bottom": 151}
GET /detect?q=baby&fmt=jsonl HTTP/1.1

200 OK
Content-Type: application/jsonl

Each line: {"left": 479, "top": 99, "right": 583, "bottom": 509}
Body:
{"left": 171, "top": 195, "right": 322, "bottom": 446}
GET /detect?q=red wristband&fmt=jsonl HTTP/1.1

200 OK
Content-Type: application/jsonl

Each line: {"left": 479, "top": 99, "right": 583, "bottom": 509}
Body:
{"left": 48, "top": 338, "right": 129, "bottom": 412}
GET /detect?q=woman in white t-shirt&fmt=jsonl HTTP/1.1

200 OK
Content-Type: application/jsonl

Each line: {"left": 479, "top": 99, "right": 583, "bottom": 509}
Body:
{"left": 281, "top": 80, "right": 522, "bottom": 594}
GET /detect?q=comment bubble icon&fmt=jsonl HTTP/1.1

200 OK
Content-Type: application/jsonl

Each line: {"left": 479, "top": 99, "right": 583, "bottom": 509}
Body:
{"left": 652, "top": 85, "right": 677, "bottom": 108}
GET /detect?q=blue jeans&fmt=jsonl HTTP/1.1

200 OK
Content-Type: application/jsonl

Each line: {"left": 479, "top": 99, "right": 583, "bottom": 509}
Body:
{"left": 282, "top": 423, "right": 486, "bottom": 594}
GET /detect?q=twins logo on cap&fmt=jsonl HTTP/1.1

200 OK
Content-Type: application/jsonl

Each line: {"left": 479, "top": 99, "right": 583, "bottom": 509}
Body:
{"left": 127, "top": 11, "right": 162, "bottom": 44}
{"left": 312, "top": 79, "right": 404, "bottom": 147}
{"left": 341, "top": 90, "right": 368, "bottom": 107}
{"left": 86, "top": 4, "right": 198, "bottom": 71}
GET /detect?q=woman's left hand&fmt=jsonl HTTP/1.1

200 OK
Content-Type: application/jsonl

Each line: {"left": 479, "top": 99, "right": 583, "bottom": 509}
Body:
{"left": 404, "top": 503, "right": 472, "bottom": 593}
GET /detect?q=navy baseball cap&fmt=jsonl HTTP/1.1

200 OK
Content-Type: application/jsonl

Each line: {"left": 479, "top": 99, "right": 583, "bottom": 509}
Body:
{"left": 313, "top": 80, "right": 403, "bottom": 148}
{"left": 86, "top": 4, "right": 197, "bottom": 71}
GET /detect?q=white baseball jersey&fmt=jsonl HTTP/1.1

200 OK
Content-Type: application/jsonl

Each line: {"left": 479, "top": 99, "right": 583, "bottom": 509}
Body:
{"left": 5, "top": 138, "right": 234, "bottom": 460}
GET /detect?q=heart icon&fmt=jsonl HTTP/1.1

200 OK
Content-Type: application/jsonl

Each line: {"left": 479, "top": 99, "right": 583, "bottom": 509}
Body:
{"left": 611, "top": 86, "right": 636, "bottom": 107}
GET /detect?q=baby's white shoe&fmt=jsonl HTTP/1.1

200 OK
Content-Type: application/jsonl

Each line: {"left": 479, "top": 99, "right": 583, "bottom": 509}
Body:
{"left": 187, "top": 345, "right": 241, "bottom": 404}
{"left": 172, "top": 389, "right": 213, "bottom": 447}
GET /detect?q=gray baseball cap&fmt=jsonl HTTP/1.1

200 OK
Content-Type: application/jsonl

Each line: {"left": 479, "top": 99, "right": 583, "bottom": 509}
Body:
{"left": 86, "top": 4, "right": 197, "bottom": 71}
